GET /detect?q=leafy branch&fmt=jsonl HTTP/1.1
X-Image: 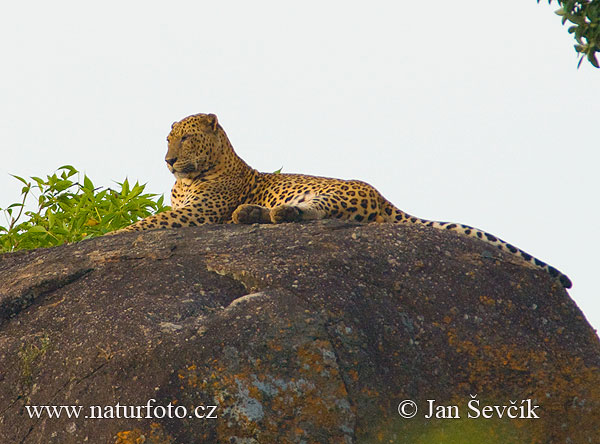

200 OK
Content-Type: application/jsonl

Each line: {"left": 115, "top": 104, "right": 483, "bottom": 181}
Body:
{"left": 540, "top": 0, "right": 600, "bottom": 67}
{"left": 0, "top": 166, "right": 170, "bottom": 252}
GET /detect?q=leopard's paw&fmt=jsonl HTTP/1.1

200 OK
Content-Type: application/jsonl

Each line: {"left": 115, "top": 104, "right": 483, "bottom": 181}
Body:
{"left": 232, "top": 204, "right": 271, "bottom": 224}
{"left": 270, "top": 204, "right": 302, "bottom": 223}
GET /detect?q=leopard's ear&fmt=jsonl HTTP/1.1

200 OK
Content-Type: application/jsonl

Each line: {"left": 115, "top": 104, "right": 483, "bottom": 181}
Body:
{"left": 207, "top": 114, "right": 219, "bottom": 131}
{"left": 171, "top": 121, "right": 177, "bottom": 129}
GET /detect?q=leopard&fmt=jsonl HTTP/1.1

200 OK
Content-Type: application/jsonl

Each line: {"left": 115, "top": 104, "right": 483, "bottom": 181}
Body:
{"left": 115, "top": 113, "right": 572, "bottom": 288}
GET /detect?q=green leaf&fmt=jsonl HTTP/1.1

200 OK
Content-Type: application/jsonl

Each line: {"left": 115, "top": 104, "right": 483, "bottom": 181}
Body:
{"left": 53, "top": 179, "right": 74, "bottom": 193}
{"left": 31, "top": 176, "right": 45, "bottom": 185}
{"left": 28, "top": 226, "right": 49, "bottom": 233}
{"left": 10, "top": 174, "right": 29, "bottom": 186}
{"left": 83, "top": 175, "right": 94, "bottom": 191}
{"left": 57, "top": 165, "right": 79, "bottom": 177}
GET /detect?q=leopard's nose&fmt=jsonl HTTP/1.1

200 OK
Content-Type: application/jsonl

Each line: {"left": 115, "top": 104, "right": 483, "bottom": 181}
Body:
{"left": 165, "top": 157, "right": 177, "bottom": 167}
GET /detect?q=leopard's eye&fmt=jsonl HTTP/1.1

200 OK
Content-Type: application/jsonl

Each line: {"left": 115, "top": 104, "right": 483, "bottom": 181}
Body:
{"left": 181, "top": 135, "right": 191, "bottom": 142}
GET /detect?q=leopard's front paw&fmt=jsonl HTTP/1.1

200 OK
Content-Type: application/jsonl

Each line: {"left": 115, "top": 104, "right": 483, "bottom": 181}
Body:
{"left": 270, "top": 204, "right": 302, "bottom": 223}
{"left": 232, "top": 204, "right": 271, "bottom": 224}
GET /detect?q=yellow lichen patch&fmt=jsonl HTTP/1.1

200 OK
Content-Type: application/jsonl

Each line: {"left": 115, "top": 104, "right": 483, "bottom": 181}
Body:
{"left": 360, "top": 386, "right": 380, "bottom": 398}
{"left": 478, "top": 295, "right": 496, "bottom": 306}
{"left": 174, "top": 339, "right": 354, "bottom": 443}
{"left": 177, "top": 367, "right": 199, "bottom": 388}
{"left": 267, "top": 339, "right": 283, "bottom": 352}
{"left": 115, "top": 429, "right": 145, "bottom": 444}
{"left": 115, "top": 423, "right": 174, "bottom": 444}
{"left": 247, "top": 382, "right": 263, "bottom": 400}
{"left": 447, "top": 330, "right": 477, "bottom": 355}
{"left": 363, "top": 415, "right": 532, "bottom": 444}
{"left": 443, "top": 328, "right": 600, "bottom": 443}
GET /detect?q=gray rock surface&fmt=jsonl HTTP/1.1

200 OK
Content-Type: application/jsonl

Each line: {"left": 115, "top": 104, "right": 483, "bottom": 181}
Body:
{"left": 0, "top": 220, "right": 598, "bottom": 443}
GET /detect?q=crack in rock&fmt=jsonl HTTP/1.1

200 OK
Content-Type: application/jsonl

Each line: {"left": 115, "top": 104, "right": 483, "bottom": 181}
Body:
{"left": 0, "top": 268, "right": 93, "bottom": 325}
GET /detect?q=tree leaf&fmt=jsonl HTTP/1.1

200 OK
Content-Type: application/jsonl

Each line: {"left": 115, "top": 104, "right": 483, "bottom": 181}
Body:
{"left": 28, "top": 225, "right": 49, "bottom": 233}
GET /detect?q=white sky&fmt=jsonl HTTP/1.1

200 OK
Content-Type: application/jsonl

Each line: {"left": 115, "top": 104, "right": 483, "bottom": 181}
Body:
{"left": 1, "top": 1, "right": 598, "bottom": 332}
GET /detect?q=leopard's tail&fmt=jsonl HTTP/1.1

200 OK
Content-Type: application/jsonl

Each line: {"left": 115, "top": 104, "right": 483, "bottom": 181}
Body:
{"left": 378, "top": 198, "right": 572, "bottom": 289}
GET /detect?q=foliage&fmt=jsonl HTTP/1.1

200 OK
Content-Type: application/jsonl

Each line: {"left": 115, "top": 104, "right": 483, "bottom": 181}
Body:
{"left": 0, "top": 166, "right": 170, "bottom": 253}
{"left": 540, "top": 0, "right": 600, "bottom": 67}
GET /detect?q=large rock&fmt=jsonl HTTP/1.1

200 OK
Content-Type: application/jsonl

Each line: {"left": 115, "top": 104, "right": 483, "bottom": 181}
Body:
{"left": 0, "top": 221, "right": 598, "bottom": 443}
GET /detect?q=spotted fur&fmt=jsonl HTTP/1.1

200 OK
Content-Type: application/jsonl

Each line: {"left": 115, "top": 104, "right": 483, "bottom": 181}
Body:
{"left": 116, "top": 113, "right": 572, "bottom": 288}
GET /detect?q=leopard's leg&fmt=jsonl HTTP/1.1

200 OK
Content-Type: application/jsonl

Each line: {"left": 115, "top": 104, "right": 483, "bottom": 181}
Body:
{"left": 270, "top": 188, "right": 385, "bottom": 224}
{"left": 270, "top": 194, "right": 334, "bottom": 223}
{"left": 232, "top": 204, "right": 272, "bottom": 224}
{"left": 108, "top": 205, "right": 229, "bottom": 234}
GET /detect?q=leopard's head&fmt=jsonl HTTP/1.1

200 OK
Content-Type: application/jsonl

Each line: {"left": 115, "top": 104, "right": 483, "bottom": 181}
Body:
{"left": 165, "top": 113, "right": 224, "bottom": 180}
